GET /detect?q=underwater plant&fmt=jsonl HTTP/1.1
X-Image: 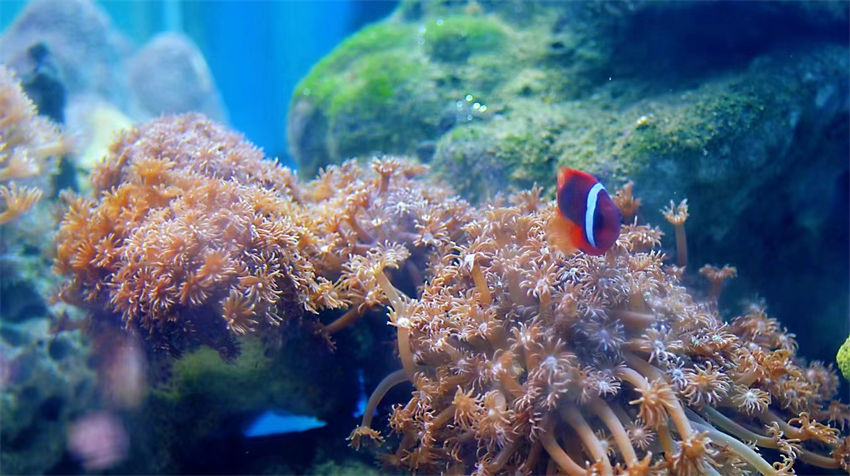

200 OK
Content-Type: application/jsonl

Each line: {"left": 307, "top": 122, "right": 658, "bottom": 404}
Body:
{"left": 0, "top": 64, "right": 66, "bottom": 224}
{"left": 349, "top": 187, "right": 850, "bottom": 475}
{"left": 54, "top": 114, "right": 474, "bottom": 361}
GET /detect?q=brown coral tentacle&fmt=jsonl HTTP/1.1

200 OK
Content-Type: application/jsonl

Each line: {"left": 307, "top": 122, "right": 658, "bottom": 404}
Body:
{"left": 689, "top": 420, "right": 775, "bottom": 475}
{"left": 375, "top": 270, "right": 417, "bottom": 378}
{"left": 355, "top": 368, "right": 408, "bottom": 433}
{"left": 661, "top": 199, "right": 688, "bottom": 267}
{"left": 467, "top": 254, "right": 492, "bottom": 307}
{"left": 539, "top": 415, "right": 586, "bottom": 476}
{"left": 609, "top": 308, "right": 655, "bottom": 331}
{"left": 323, "top": 306, "right": 365, "bottom": 334}
{"left": 621, "top": 366, "right": 693, "bottom": 439}
{"left": 561, "top": 403, "right": 614, "bottom": 475}
{"left": 589, "top": 398, "right": 638, "bottom": 466}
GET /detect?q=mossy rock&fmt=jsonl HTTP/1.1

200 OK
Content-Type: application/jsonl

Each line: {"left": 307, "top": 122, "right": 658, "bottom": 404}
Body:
{"left": 289, "top": 22, "right": 441, "bottom": 177}
{"left": 423, "top": 15, "right": 506, "bottom": 63}
{"left": 0, "top": 320, "right": 95, "bottom": 474}
{"left": 838, "top": 336, "right": 850, "bottom": 382}
{"left": 289, "top": 12, "right": 529, "bottom": 177}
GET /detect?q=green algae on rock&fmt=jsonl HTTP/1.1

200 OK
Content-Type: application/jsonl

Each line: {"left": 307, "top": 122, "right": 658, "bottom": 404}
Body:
{"left": 839, "top": 336, "right": 850, "bottom": 382}
{"left": 288, "top": 11, "right": 527, "bottom": 178}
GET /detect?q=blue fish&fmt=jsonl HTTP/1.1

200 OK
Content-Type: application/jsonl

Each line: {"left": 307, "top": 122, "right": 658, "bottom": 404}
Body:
{"left": 353, "top": 368, "right": 369, "bottom": 418}
{"left": 243, "top": 410, "right": 326, "bottom": 437}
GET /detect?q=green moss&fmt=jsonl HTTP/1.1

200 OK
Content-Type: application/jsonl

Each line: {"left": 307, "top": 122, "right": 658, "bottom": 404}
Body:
{"left": 838, "top": 336, "right": 850, "bottom": 382}
{"left": 154, "top": 337, "right": 337, "bottom": 417}
{"left": 290, "top": 21, "right": 446, "bottom": 173}
{"left": 294, "top": 22, "right": 418, "bottom": 106}
{"left": 618, "top": 79, "right": 781, "bottom": 167}
{"left": 309, "top": 459, "right": 383, "bottom": 476}
{"left": 326, "top": 49, "right": 440, "bottom": 159}
{"left": 327, "top": 50, "right": 424, "bottom": 119}
{"left": 434, "top": 98, "right": 578, "bottom": 201}
{"left": 422, "top": 15, "right": 506, "bottom": 63}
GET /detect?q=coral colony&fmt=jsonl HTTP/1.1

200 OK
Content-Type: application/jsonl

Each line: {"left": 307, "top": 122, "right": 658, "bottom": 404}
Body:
{"left": 55, "top": 114, "right": 472, "bottom": 360}
{"left": 349, "top": 191, "right": 850, "bottom": 475}
{"left": 53, "top": 114, "right": 849, "bottom": 474}
{"left": 0, "top": 65, "right": 66, "bottom": 224}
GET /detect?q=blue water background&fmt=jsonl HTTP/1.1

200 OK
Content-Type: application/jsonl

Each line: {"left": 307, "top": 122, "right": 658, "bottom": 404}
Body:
{"left": 0, "top": 0, "right": 397, "bottom": 167}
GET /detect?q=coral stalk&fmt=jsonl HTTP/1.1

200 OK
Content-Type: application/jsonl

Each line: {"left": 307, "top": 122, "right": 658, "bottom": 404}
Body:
{"left": 620, "top": 366, "right": 693, "bottom": 438}
{"left": 469, "top": 256, "right": 492, "bottom": 307}
{"left": 539, "top": 416, "right": 586, "bottom": 476}
{"left": 324, "top": 306, "right": 364, "bottom": 334}
{"left": 359, "top": 369, "right": 408, "bottom": 431}
{"left": 589, "top": 398, "right": 638, "bottom": 466}
{"left": 562, "top": 404, "right": 613, "bottom": 475}
{"left": 662, "top": 199, "right": 689, "bottom": 267}
{"left": 689, "top": 420, "right": 775, "bottom": 475}
{"left": 375, "top": 270, "right": 417, "bottom": 378}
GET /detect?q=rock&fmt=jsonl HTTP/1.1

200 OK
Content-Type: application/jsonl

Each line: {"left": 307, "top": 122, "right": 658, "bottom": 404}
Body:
{"left": 0, "top": 319, "right": 95, "bottom": 474}
{"left": 128, "top": 32, "right": 226, "bottom": 122}
{"left": 64, "top": 95, "right": 134, "bottom": 187}
{"left": 0, "top": 0, "right": 130, "bottom": 106}
{"left": 17, "top": 43, "right": 67, "bottom": 124}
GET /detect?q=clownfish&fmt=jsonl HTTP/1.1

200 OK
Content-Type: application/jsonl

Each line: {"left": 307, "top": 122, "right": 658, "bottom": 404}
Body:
{"left": 550, "top": 168, "right": 621, "bottom": 256}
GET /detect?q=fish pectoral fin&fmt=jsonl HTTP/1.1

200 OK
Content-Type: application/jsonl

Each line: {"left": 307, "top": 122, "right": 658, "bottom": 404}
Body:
{"left": 547, "top": 213, "right": 579, "bottom": 256}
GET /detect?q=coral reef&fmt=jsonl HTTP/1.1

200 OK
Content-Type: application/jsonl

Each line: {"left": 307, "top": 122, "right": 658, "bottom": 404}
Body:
{"left": 0, "top": 63, "right": 70, "bottom": 326}
{"left": 287, "top": 0, "right": 850, "bottom": 366}
{"left": 43, "top": 110, "right": 850, "bottom": 474}
{"left": 116, "top": 336, "right": 358, "bottom": 473}
{"left": 54, "top": 114, "right": 474, "bottom": 362}
{"left": 55, "top": 114, "right": 318, "bottom": 360}
{"left": 0, "top": 64, "right": 65, "bottom": 225}
{"left": 1, "top": 0, "right": 230, "bottom": 186}
{"left": 349, "top": 188, "right": 850, "bottom": 474}
{"left": 0, "top": 59, "right": 94, "bottom": 476}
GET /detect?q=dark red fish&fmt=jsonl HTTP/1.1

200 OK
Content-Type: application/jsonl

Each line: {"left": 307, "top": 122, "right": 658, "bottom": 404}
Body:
{"left": 550, "top": 168, "right": 621, "bottom": 255}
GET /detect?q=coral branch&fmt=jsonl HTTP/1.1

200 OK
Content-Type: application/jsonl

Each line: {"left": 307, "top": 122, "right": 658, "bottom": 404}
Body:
{"left": 355, "top": 368, "right": 408, "bottom": 433}
{"left": 324, "top": 306, "right": 365, "bottom": 334}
